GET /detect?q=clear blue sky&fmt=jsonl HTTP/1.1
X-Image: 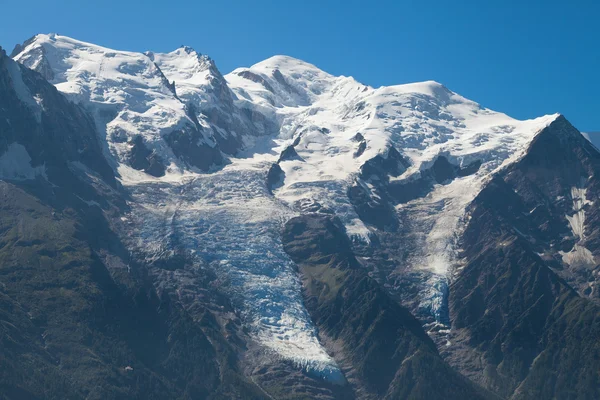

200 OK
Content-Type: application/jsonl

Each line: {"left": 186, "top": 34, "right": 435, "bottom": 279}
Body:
{"left": 1, "top": 0, "right": 598, "bottom": 131}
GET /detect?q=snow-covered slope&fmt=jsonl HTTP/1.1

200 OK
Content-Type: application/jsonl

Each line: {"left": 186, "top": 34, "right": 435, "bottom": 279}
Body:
{"left": 12, "top": 36, "right": 561, "bottom": 376}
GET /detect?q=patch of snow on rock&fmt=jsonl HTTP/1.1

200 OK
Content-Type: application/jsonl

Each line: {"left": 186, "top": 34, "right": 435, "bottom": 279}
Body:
{"left": 561, "top": 184, "right": 596, "bottom": 268}
{"left": 0, "top": 143, "right": 46, "bottom": 180}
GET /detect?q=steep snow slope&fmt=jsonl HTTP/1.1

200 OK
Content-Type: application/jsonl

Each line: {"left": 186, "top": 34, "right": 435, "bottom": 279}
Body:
{"left": 13, "top": 37, "right": 559, "bottom": 376}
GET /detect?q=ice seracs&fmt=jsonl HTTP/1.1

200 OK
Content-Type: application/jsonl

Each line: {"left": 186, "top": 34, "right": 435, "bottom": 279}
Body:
{"left": 121, "top": 160, "right": 342, "bottom": 377}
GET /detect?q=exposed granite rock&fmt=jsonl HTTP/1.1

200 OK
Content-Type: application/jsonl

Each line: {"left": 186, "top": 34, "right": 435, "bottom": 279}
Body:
{"left": 128, "top": 135, "right": 166, "bottom": 177}
{"left": 266, "top": 163, "right": 285, "bottom": 193}
{"left": 237, "top": 70, "right": 275, "bottom": 92}
{"left": 0, "top": 46, "right": 115, "bottom": 187}
{"left": 9, "top": 36, "right": 55, "bottom": 81}
{"left": 347, "top": 146, "right": 410, "bottom": 231}
{"left": 360, "top": 146, "right": 410, "bottom": 179}
{"left": 354, "top": 139, "right": 367, "bottom": 158}
{"left": 165, "top": 127, "right": 224, "bottom": 172}
{"left": 387, "top": 155, "right": 481, "bottom": 204}
{"left": 279, "top": 144, "right": 303, "bottom": 162}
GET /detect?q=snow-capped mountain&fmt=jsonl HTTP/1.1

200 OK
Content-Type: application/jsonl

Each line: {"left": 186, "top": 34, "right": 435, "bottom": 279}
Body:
{"left": 4, "top": 34, "right": 600, "bottom": 399}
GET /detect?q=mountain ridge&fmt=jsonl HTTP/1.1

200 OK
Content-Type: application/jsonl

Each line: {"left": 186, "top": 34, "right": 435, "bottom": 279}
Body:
{"left": 2, "top": 33, "right": 599, "bottom": 399}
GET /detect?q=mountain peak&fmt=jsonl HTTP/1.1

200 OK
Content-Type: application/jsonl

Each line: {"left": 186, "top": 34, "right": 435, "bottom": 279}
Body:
{"left": 172, "top": 45, "right": 212, "bottom": 63}
{"left": 20, "top": 33, "right": 83, "bottom": 49}
{"left": 180, "top": 45, "right": 195, "bottom": 54}
{"left": 148, "top": 46, "right": 222, "bottom": 87}
{"left": 253, "top": 54, "right": 312, "bottom": 65}
{"left": 250, "top": 54, "right": 330, "bottom": 75}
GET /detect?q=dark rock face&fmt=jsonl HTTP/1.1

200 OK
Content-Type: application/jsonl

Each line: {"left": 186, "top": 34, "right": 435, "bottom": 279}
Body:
{"left": 344, "top": 116, "right": 600, "bottom": 400}
{"left": 347, "top": 146, "right": 410, "bottom": 231}
{"left": 347, "top": 181, "right": 398, "bottom": 231}
{"left": 266, "top": 163, "right": 285, "bottom": 192}
{"left": 360, "top": 146, "right": 410, "bottom": 179}
{"left": 198, "top": 104, "right": 276, "bottom": 157}
{"left": 128, "top": 135, "right": 166, "bottom": 177}
{"left": 165, "top": 127, "right": 224, "bottom": 172}
{"left": 282, "top": 214, "right": 493, "bottom": 400}
{"left": 492, "top": 116, "right": 600, "bottom": 297}
{"left": 353, "top": 139, "right": 366, "bottom": 158}
{"left": 11, "top": 38, "right": 274, "bottom": 172}
{"left": 0, "top": 180, "right": 270, "bottom": 400}
{"left": 237, "top": 70, "right": 275, "bottom": 92}
{"left": 348, "top": 148, "right": 481, "bottom": 233}
{"left": 446, "top": 116, "right": 600, "bottom": 399}
{"left": 186, "top": 58, "right": 276, "bottom": 158}
{"left": 387, "top": 155, "right": 481, "bottom": 204}
{"left": 278, "top": 144, "right": 303, "bottom": 162}
{"left": 265, "top": 142, "right": 305, "bottom": 193}
{"left": 6, "top": 38, "right": 600, "bottom": 400}
{"left": 0, "top": 47, "right": 114, "bottom": 187}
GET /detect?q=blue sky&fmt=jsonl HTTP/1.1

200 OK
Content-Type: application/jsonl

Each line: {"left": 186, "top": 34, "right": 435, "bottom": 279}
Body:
{"left": 1, "top": 0, "right": 598, "bottom": 131}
